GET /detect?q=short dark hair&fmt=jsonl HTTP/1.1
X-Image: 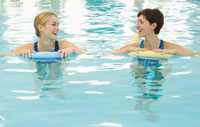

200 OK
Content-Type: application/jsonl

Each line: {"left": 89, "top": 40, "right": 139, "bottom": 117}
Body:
{"left": 137, "top": 8, "right": 164, "bottom": 34}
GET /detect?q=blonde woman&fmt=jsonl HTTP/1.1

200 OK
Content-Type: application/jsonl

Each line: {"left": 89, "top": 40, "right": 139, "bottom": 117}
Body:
{"left": 13, "top": 11, "right": 82, "bottom": 57}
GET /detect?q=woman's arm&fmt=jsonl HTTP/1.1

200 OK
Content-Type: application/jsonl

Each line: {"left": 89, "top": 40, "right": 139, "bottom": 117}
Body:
{"left": 113, "top": 43, "right": 142, "bottom": 54}
{"left": 59, "top": 40, "right": 83, "bottom": 57}
{"left": 12, "top": 43, "right": 33, "bottom": 57}
{"left": 165, "top": 42, "right": 199, "bottom": 56}
{"left": 113, "top": 34, "right": 141, "bottom": 54}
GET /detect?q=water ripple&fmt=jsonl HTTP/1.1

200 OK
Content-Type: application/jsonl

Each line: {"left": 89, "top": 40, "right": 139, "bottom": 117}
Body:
{"left": 66, "top": 63, "right": 130, "bottom": 73}
{"left": 16, "top": 95, "right": 40, "bottom": 100}
{"left": 4, "top": 69, "right": 36, "bottom": 73}
{"left": 68, "top": 80, "right": 110, "bottom": 86}
{"left": 84, "top": 91, "right": 104, "bottom": 95}
{"left": 172, "top": 70, "right": 192, "bottom": 76}
{"left": 89, "top": 122, "right": 123, "bottom": 127}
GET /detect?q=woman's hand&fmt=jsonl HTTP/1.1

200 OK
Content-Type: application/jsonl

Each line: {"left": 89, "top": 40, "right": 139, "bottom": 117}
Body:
{"left": 58, "top": 47, "right": 76, "bottom": 58}
{"left": 59, "top": 40, "right": 85, "bottom": 57}
{"left": 12, "top": 43, "right": 33, "bottom": 57}
{"left": 14, "top": 49, "right": 33, "bottom": 57}
{"left": 113, "top": 44, "right": 142, "bottom": 54}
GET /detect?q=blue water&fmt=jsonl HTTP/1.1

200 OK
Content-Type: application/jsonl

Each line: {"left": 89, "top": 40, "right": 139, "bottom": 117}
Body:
{"left": 0, "top": 0, "right": 200, "bottom": 127}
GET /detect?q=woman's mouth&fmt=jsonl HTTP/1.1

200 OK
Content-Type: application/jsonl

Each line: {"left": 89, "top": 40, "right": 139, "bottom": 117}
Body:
{"left": 137, "top": 29, "right": 142, "bottom": 33}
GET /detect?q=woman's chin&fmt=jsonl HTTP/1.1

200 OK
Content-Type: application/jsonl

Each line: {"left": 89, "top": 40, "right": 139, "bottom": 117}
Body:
{"left": 138, "top": 33, "right": 144, "bottom": 38}
{"left": 50, "top": 36, "right": 57, "bottom": 40}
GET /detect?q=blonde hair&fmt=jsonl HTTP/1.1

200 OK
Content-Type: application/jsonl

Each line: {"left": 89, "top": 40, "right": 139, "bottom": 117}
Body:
{"left": 34, "top": 11, "right": 57, "bottom": 37}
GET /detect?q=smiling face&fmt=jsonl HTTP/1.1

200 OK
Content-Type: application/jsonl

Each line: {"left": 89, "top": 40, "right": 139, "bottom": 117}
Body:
{"left": 136, "top": 15, "right": 156, "bottom": 37}
{"left": 40, "top": 15, "right": 59, "bottom": 40}
{"left": 136, "top": 8, "right": 164, "bottom": 37}
{"left": 34, "top": 11, "right": 59, "bottom": 40}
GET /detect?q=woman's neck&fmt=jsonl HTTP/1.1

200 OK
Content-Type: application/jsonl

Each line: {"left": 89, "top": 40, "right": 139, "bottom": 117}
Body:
{"left": 38, "top": 36, "right": 55, "bottom": 51}
{"left": 144, "top": 34, "right": 160, "bottom": 49}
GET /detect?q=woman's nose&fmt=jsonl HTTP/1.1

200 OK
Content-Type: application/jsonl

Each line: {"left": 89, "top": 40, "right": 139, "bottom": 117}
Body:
{"left": 56, "top": 25, "right": 59, "bottom": 32}
{"left": 136, "top": 23, "right": 139, "bottom": 29}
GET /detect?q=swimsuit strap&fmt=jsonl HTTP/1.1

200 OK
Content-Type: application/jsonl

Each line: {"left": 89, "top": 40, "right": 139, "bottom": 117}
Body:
{"left": 139, "top": 39, "right": 164, "bottom": 49}
{"left": 139, "top": 40, "right": 145, "bottom": 48}
{"left": 34, "top": 42, "right": 39, "bottom": 52}
{"left": 54, "top": 40, "right": 60, "bottom": 51}
{"left": 33, "top": 40, "right": 60, "bottom": 52}
{"left": 159, "top": 39, "right": 164, "bottom": 49}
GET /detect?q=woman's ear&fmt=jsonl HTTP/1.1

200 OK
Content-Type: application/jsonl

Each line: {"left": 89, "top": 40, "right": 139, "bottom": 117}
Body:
{"left": 38, "top": 24, "right": 44, "bottom": 32}
{"left": 152, "top": 23, "right": 157, "bottom": 30}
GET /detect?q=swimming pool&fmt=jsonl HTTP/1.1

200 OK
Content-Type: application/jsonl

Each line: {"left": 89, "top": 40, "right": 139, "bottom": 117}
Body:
{"left": 0, "top": 0, "right": 200, "bottom": 127}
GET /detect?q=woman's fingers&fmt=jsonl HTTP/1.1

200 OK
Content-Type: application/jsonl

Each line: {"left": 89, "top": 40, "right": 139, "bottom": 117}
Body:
{"left": 18, "top": 49, "right": 32, "bottom": 58}
{"left": 28, "top": 50, "right": 32, "bottom": 57}
{"left": 59, "top": 48, "right": 74, "bottom": 58}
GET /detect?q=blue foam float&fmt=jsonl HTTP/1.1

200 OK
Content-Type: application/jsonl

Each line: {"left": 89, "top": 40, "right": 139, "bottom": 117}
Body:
{"left": 30, "top": 52, "right": 77, "bottom": 62}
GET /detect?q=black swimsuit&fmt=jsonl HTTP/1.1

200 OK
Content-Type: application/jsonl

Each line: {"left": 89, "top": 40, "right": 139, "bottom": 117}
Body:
{"left": 33, "top": 40, "right": 60, "bottom": 52}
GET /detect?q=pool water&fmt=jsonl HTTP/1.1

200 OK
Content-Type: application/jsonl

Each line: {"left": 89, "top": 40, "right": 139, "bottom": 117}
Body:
{"left": 0, "top": 0, "right": 200, "bottom": 127}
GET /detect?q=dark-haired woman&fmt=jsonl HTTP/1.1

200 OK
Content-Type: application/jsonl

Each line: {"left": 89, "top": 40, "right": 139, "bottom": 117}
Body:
{"left": 114, "top": 8, "right": 198, "bottom": 56}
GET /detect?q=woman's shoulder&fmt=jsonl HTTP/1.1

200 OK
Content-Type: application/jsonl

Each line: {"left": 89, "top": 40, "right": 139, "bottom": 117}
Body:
{"left": 12, "top": 42, "right": 33, "bottom": 55}
{"left": 163, "top": 40, "right": 199, "bottom": 56}
{"left": 163, "top": 40, "right": 183, "bottom": 49}
{"left": 59, "top": 39, "right": 74, "bottom": 45}
{"left": 59, "top": 39, "right": 71, "bottom": 44}
{"left": 18, "top": 43, "right": 33, "bottom": 49}
{"left": 59, "top": 39, "right": 76, "bottom": 49}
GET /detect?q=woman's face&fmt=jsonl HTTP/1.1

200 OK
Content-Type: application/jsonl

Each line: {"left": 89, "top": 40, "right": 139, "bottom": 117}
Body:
{"left": 41, "top": 15, "right": 59, "bottom": 40}
{"left": 136, "top": 15, "right": 155, "bottom": 37}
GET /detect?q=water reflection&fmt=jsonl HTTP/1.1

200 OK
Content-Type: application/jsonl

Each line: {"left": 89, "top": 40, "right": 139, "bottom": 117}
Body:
{"left": 85, "top": 0, "right": 125, "bottom": 36}
{"left": 37, "top": 0, "right": 66, "bottom": 13}
{"left": 0, "top": 0, "right": 5, "bottom": 13}
{"left": 130, "top": 57, "right": 171, "bottom": 122}
{"left": 33, "top": 62, "right": 66, "bottom": 99}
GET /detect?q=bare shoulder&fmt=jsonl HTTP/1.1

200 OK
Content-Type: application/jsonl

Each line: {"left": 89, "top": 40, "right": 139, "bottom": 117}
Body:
{"left": 163, "top": 41, "right": 198, "bottom": 56}
{"left": 60, "top": 39, "right": 74, "bottom": 47}
{"left": 12, "top": 43, "right": 33, "bottom": 55}
{"left": 60, "top": 39, "right": 71, "bottom": 44}
{"left": 23, "top": 43, "right": 33, "bottom": 48}
{"left": 59, "top": 39, "right": 81, "bottom": 50}
{"left": 113, "top": 42, "right": 139, "bottom": 54}
{"left": 164, "top": 41, "right": 184, "bottom": 49}
{"left": 15, "top": 43, "right": 33, "bottom": 50}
